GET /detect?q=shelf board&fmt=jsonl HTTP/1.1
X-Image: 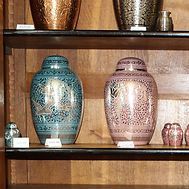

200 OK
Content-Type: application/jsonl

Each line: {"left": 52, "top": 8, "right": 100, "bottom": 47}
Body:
{"left": 7, "top": 184, "right": 189, "bottom": 189}
{"left": 4, "top": 29, "right": 189, "bottom": 50}
{"left": 5, "top": 144, "right": 189, "bottom": 161}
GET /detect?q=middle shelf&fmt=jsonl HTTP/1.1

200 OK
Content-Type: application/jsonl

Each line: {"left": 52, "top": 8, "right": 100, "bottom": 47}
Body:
{"left": 6, "top": 144, "right": 189, "bottom": 161}
{"left": 4, "top": 30, "right": 189, "bottom": 50}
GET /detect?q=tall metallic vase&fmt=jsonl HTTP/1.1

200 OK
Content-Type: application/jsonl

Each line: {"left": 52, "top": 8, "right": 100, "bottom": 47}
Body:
{"left": 104, "top": 57, "right": 158, "bottom": 145}
{"left": 30, "top": 0, "right": 82, "bottom": 30}
{"left": 30, "top": 55, "right": 84, "bottom": 144}
{"left": 113, "top": 0, "right": 163, "bottom": 31}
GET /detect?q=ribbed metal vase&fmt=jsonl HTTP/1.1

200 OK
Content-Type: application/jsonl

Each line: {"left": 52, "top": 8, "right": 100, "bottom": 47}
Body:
{"left": 30, "top": 0, "right": 82, "bottom": 30}
{"left": 113, "top": 0, "right": 163, "bottom": 31}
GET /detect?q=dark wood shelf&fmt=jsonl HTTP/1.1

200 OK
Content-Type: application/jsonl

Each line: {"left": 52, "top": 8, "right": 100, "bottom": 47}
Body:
{"left": 7, "top": 184, "right": 189, "bottom": 189}
{"left": 5, "top": 144, "right": 189, "bottom": 161}
{"left": 4, "top": 29, "right": 189, "bottom": 50}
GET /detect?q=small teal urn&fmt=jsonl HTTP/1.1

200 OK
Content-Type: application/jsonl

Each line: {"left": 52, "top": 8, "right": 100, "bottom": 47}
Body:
{"left": 5, "top": 122, "right": 21, "bottom": 147}
{"left": 30, "top": 55, "right": 84, "bottom": 144}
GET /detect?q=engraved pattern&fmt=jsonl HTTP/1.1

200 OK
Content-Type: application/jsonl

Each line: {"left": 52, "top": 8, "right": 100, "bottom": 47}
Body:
{"left": 104, "top": 57, "right": 158, "bottom": 145}
{"left": 30, "top": 55, "right": 83, "bottom": 144}
{"left": 113, "top": 0, "right": 163, "bottom": 31}
{"left": 168, "top": 123, "right": 183, "bottom": 146}
{"left": 185, "top": 124, "right": 189, "bottom": 146}
{"left": 161, "top": 123, "right": 171, "bottom": 145}
{"left": 30, "top": 0, "right": 81, "bottom": 30}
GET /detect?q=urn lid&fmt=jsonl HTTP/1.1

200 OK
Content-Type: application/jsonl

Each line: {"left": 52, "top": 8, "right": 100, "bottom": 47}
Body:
{"left": 6, "top": 122, "right": 17, "bottom": 129}
{"left": 116, "top": 57, "right": 147, "bottom": 71}
{"left": 171, "top": 123, "right": 181, "bottom": 128}
{"left": 159, "top": 10, "right": 171, "bottom": 17}
{"left": 42, "top": 55, "right": 69, "bottom": 69}
{"left": 163, "top": 123, "right": 172, "bottom": 129}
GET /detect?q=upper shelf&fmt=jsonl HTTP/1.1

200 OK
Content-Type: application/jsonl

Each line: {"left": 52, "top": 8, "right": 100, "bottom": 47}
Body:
{"left": 4, "top": 29, "right": 189, "bottom": 50}
{"left": 6, "top": 143, "right": 189, "bottom": 161}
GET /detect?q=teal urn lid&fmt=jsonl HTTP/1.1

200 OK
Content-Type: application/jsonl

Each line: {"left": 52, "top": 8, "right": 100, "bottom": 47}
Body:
{"left": 42, "top": 55, "right": 69, "bottom": 69}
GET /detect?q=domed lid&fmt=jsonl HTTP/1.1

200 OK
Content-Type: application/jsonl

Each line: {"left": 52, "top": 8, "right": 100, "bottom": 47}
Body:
{"left": 42, "top": 55, "right": 69, "bottom": 69}
{"left": 163, "top": 123, "right": 172, "bottom": 129}
{"left": 116, "top": 57, "right": 147, "bottom": 71}
{"left": 6, "top": 122, "right": 17, "bottom": 129}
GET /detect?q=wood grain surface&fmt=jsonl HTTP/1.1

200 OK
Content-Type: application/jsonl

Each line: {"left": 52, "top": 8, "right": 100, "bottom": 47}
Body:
{"left": 0, "top": 0, "right": 5, "bottom": 188}
{"left": 4, "top": 0, "right": 189, "bottom": 186}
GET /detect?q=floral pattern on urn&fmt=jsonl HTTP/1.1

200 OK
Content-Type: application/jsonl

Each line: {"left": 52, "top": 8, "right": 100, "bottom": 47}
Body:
{"left": 168, "top": 123, "right": 183, "bottom": 146}
{"left": 104, "top": 57, "right": 158, "bottom": 145}
{"left": 185, "top": 124, "right": 189, "bottom": 146}
{"left": 30, "top": 0, "right": 82, "bottom": 30}
{"left": 161, "top": 123, "right": 172, "bottom": 145}
{"left": 30, "top": 55, "right": 84, "bottom": 144}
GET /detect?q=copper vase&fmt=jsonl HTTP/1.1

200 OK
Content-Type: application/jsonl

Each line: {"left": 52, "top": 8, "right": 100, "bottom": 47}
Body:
{"left": 30, "top": 0, "right": 82, "bottom": 30}
{"left": 113, "top": 0, "right": 163, "bottom": 31}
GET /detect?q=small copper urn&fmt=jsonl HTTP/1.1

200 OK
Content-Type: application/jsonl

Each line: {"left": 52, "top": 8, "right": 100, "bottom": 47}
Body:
{"left": 30, "top": 0, "right": 82, "bottom": 30}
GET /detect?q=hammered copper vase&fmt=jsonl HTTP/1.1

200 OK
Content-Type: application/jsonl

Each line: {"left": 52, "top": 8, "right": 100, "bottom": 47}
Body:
{"left": 104, "top": 57, "right": 158, "bottom": 145}
{"left": 113, "top": 0, "right": 163, "bottom": 31}
{"left": 30, "top": 0, "right": 82, "bottom": 30}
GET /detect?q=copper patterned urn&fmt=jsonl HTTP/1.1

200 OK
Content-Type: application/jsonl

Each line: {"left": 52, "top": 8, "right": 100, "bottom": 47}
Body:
{"left": 104, "top": 57, "right": 158, "bottom": 145}
{"left": 30, "top": 0, "right": 82, "bottom": 30}
{"left": 185, "top": 124, "right": 189, "bottom": 146}
{"left": 168, "top": 123, "right": 183, "bottom": 146}
{"left": 161, "top": 123, "right": 172, "bottom": 145}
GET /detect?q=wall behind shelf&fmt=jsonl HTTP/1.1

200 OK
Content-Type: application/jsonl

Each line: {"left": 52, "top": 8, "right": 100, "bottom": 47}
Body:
{"left": 4, "top": 0, "right": 189, "bottom": 186}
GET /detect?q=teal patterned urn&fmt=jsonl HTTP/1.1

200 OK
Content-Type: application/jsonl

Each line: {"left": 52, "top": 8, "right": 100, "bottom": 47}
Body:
{"left": 30, "top": 55, "right": 84, "bottom": 144}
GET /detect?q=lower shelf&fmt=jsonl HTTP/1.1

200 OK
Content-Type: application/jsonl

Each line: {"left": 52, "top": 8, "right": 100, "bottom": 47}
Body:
{"left": 7, "top": 185, "right": 189, "bottom": 189}
{"left": 5, "top": 143, "right": 189, "bottom": 161}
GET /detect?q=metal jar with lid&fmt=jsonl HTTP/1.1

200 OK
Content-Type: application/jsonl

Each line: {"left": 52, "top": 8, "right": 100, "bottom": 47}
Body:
{"left": 5, "top": 122, "right": 21, "bottom": 147}
{"left": 156, "top": 10, "right": 173, "bottom": 31}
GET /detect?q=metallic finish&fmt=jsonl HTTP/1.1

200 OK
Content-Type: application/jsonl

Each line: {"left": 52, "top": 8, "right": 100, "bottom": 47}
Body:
{"left": 113, "top": 0, "right": 163, "bottom": 31}
{"left": 168, "top": 123, "right": 183, "bottom": 146}
{"left": 104, "top": 57, "right": 158, "bottom": 146}
{"left": 156, "top": 10, "right": 173, "bottom": 31}
{"left": 30, "top": 0, "right": 81, "bottom": 30}
{"left": 5, "top": 122, "right": 21, "bottom": 147}
{"left": 30, "top": 55, "right": 84, "bottom": 145}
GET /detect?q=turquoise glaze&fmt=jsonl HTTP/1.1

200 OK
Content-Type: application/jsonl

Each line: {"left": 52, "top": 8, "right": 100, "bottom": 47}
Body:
{"left": 30, "top": 55, "right": 83, "bottom": 144}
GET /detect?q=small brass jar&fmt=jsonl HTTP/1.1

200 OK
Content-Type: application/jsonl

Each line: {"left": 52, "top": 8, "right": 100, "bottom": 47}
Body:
{"left": 156, "top": 10, "right": 173, "bottom": 31}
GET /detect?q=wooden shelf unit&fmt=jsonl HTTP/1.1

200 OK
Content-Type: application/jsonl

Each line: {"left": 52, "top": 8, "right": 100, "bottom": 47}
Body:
{"left": 5, "top": 144, "right": 189, "bottom": 161}
{"left": 4, "top": 30, "right": 189, "bottom": 50}
{"left": 3, "top": 0, "right": 189, "bottom": 188}
{"left": 7, "top": 184, "right": 189, "bottom": 189}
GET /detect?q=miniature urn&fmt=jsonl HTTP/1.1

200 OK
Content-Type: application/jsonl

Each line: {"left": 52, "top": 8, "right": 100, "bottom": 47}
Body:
{"left": 5, "top": 122, "right": 21, "bottom": 147}
{"left": 161, "top": 123, "right": 172, "bottom": 145}
{"left": 168, "top": 123, "right": 183, "bottom": 146}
